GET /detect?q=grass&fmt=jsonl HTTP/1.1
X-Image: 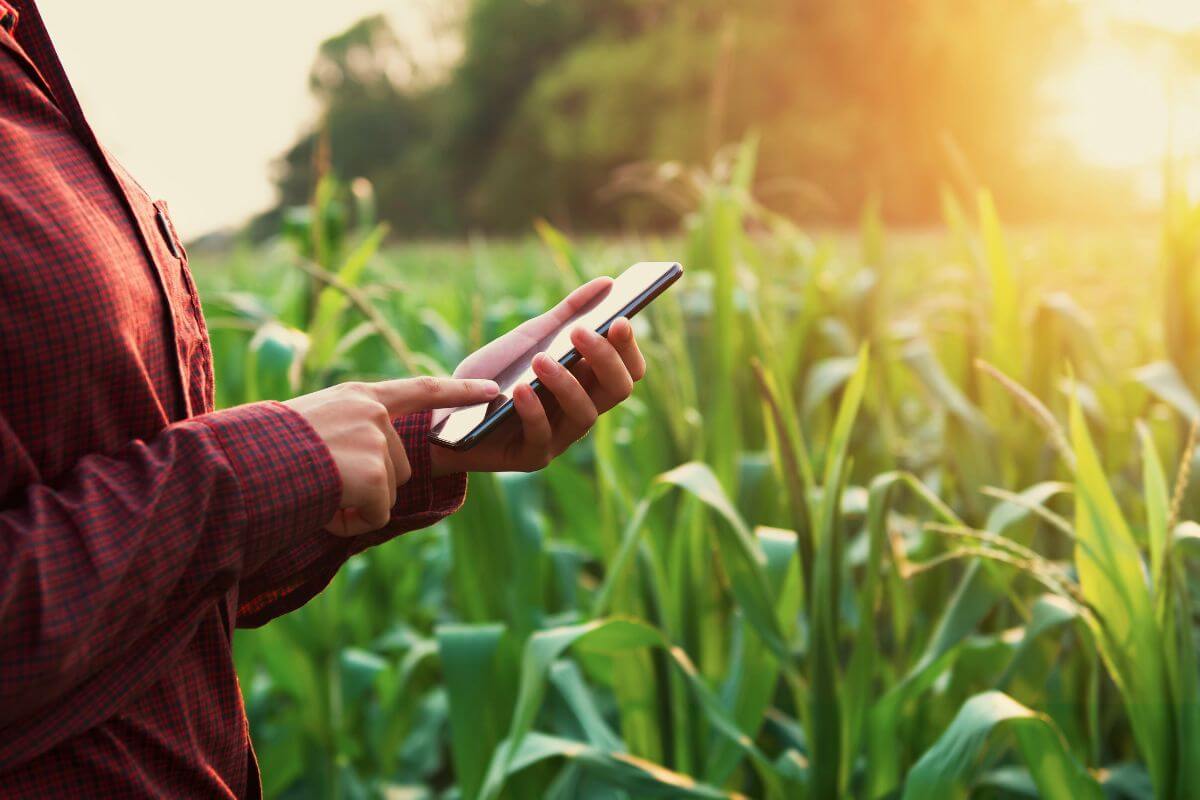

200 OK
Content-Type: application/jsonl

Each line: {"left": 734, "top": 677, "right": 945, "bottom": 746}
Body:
{"left": 192, "top": 156, "right": 1200, "bottom": 799}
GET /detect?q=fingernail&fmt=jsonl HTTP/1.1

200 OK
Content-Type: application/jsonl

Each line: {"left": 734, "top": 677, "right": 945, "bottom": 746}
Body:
{"left": 534, "top": 353, "right": 557, "bottom": 373}
{"left": 480, "top": 380, "right": 500, "bottom": 397}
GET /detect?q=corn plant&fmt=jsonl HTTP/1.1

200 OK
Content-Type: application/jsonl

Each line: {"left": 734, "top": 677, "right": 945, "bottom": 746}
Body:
{"left": 187, "top": 142, "right": 1200, "bottom": 798}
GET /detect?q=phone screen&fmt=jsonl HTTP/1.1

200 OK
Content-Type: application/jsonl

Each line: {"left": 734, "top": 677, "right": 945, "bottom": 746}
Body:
{"left": 431, "top": 262, "right": 681, "bottom": 448}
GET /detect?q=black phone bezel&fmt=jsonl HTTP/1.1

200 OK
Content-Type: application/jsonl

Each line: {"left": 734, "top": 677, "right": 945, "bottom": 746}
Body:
{"left": 428, "top": 262, "right": 683, "bottom": 451}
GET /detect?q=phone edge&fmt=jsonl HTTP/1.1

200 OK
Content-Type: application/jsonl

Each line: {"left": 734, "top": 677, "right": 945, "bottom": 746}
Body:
{"left": 427, "top": 262, "right": 683, "bottom": 451}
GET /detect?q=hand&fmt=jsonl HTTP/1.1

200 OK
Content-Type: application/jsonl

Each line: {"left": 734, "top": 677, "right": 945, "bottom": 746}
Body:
{"left": 285, "top": 377, "right": 499, "bottom": 536}
{"left": 430, "top": 278, "right": 647, "bottom": 476}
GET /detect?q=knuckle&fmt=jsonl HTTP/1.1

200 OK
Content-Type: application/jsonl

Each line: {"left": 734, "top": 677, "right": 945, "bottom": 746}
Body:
{"left": 370, "top": 427, "right": 388, "bottom": 450}
{"left": 369, "top": 402, "right": 391, "bottom": 426}
{"left": 418, "top": 375, "right": 442, "bottom": 395}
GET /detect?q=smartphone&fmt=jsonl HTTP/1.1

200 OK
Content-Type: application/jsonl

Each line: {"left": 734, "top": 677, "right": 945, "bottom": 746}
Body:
{"left": 429, "top": 261, "right": 684, "bottom": 450}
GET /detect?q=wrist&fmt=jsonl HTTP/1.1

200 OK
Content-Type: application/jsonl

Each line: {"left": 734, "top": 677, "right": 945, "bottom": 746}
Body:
{"left": 429, "top": 444, "right": 464, "bottom": 478}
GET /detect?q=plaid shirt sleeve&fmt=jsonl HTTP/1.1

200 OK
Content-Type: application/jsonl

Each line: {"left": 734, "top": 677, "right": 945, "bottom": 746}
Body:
{"left": 0, "top": 400, "right": 341, "bottom": 728}
{"left": 0, "top": 0, "right": 471, "bottom": 788}
{"left": 236, "top": 408, "right": 468, "bottom": 627}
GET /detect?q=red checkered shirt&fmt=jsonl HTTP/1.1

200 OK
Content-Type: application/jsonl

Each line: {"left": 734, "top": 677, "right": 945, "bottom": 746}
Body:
{"left": 0, "top": 1, "right": 467, "bottom": 796}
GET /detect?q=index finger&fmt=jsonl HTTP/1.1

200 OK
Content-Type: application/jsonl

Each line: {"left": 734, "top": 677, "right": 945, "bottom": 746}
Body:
{"left": 370, "top": 376, "right": 499, "bottom": 416}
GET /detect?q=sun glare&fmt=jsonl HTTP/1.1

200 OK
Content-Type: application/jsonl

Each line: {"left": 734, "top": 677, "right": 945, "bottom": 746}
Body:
{"left": 1102, "top": 0, "right": 1200, "bottom": 33}
{"left": 1050, "top": 1, "right": 1200, "bottom": 174}
{"left": 1049, "top": 44, "right": 1171, "bottom": 169}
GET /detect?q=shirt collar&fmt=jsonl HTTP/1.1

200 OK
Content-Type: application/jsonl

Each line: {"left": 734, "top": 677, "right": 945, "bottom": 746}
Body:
{"left": 0, "top": 1, "right": 17, "bottom": 35}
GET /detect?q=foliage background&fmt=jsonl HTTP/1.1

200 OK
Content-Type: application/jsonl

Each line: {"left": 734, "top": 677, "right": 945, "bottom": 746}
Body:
{"left": 189, "top": 0, "right": 1200, "bottom": 798}
{"left": 252, "top": 0, "right": 1141, "bottom": 240}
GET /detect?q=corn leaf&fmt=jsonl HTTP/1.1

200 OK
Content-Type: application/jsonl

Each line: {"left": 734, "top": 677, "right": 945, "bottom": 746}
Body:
{"left": 1069, "top": 396, "right": 1171, "bottom": 794}
{"left": 903, "top": 691, "right": 1101, "bottom": 800}
{"left": 487, "top": 731, "right": 736, "bottom": 799}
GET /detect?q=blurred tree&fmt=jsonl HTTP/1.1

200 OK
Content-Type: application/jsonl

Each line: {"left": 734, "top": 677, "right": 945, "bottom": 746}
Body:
{"left": 265, "top": 15, "right": 458, "bottom": 235}
{"left": 266, "top": 0, "right": 1111, "bottom": 235}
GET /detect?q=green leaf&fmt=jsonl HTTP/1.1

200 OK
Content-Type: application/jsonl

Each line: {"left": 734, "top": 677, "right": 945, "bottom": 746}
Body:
{"left": 707, "top": 526, "right": 802, "bottom": 784}
{"left": 978, "top": 191, "right": 1020, "bottom": 377}
{"left": 862, "top": 472, "right": 963, "bottom": 797}
{"left": 548, "top": 660, "right": 624, "bottom": 752}
{"left": 1069, "top": 396, "right": 1171, "bottom": 794}
{"left": 481, "top": 618, "right": 788, "bottom": 800}
{"left": 1138, "top": 424, "right": 1170, "bottom": 590}
{"left": 995, "top": 594, "right": 1081, "bottom": 693}
{"left": 1134, "top": 361, "right": 1200, "bottom": 421}
{"left": 245, "top": 321, "right": 308, "bottom": 401}
{"left": 490, "top": 731, "right": 735, "bottom": 799}
{"left": 437, "top": 624, "right": 514, "bottom": 800}
{"left": 902, "top": 691, "right": 1101, "bottom": 800}
{"left": 307, "top": 223, "right": 388, "bottom": 368}
{"left": 592, "top": 462, "right": 791, "bottom": 668}
{"left": 801, "top": 356, "right": 860, "bottom": 418}
{"left": 985, "top": 482, "right": 1071, "bottom": 535}
{"left": 902, "top": 338, "right": 990, "bottom": 434}
{"left": 810, "top": 344, "right": 868, "bottom": 797}
{"left": 534, "top": 218, "right": 589, "bottom": 287}
{"left": 338, "top": 647, "right": 388, "bottom": 708}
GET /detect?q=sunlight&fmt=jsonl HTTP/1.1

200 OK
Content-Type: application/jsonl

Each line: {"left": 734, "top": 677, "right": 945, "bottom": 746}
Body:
{"left": 1049, "top": 43, "right": 1170, "bottom": 169}
{"left": 1103, "top": 0, "right": 1200, "bottom": 33}
{"left": 1050, "top": 1, "right": 1200, "bottom": 172}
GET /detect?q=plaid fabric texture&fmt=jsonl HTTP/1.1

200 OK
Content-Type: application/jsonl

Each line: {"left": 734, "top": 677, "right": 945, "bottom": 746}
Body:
{"left": 0, "top": 1, "right": 467, "bottom": 796}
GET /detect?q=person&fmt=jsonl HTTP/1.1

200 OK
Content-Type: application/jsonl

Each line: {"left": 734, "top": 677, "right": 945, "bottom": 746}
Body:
{"left": 0, "top": 1, "right": 647, "bottom": 796}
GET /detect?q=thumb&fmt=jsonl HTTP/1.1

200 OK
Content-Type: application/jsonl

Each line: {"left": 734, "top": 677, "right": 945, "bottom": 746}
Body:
{"left": 370, "top": 376, "right": 500, "bottom": 416}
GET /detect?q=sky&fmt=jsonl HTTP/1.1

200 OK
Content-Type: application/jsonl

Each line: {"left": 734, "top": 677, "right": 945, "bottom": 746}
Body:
{"left": 37, "top": 1, "right": 446, "bottom": 239}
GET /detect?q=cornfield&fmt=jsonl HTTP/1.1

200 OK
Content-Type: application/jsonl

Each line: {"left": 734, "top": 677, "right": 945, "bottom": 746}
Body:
{"left": 193, "top": 143, "right": 1200, "bottom": 799}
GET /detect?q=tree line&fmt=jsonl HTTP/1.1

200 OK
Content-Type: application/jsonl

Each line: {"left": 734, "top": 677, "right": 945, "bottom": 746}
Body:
{"left": 258, "top": 0, "right": 1134, "bottom": 237}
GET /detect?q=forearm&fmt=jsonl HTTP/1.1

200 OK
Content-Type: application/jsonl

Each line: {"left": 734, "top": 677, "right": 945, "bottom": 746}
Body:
{"left": 0, "top": 402, "right": 339, "bottom": 725}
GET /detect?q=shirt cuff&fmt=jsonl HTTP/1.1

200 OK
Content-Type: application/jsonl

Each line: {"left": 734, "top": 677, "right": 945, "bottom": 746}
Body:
{"left": 194, "top": 401, "right": 342, "bottom": 573}
{"left": 235, "top": 410, "right": 468, "bottom": 626}
{"left": 392, "top": 408, "right": 468, "bottom": 518}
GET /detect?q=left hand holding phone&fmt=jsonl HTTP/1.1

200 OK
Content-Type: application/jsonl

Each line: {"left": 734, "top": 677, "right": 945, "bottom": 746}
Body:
{"left": 430, "top": 278, "right": 647, "bottom": 477}
{"left": 284, "top": 377, "right": 500, "bottom": 536}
